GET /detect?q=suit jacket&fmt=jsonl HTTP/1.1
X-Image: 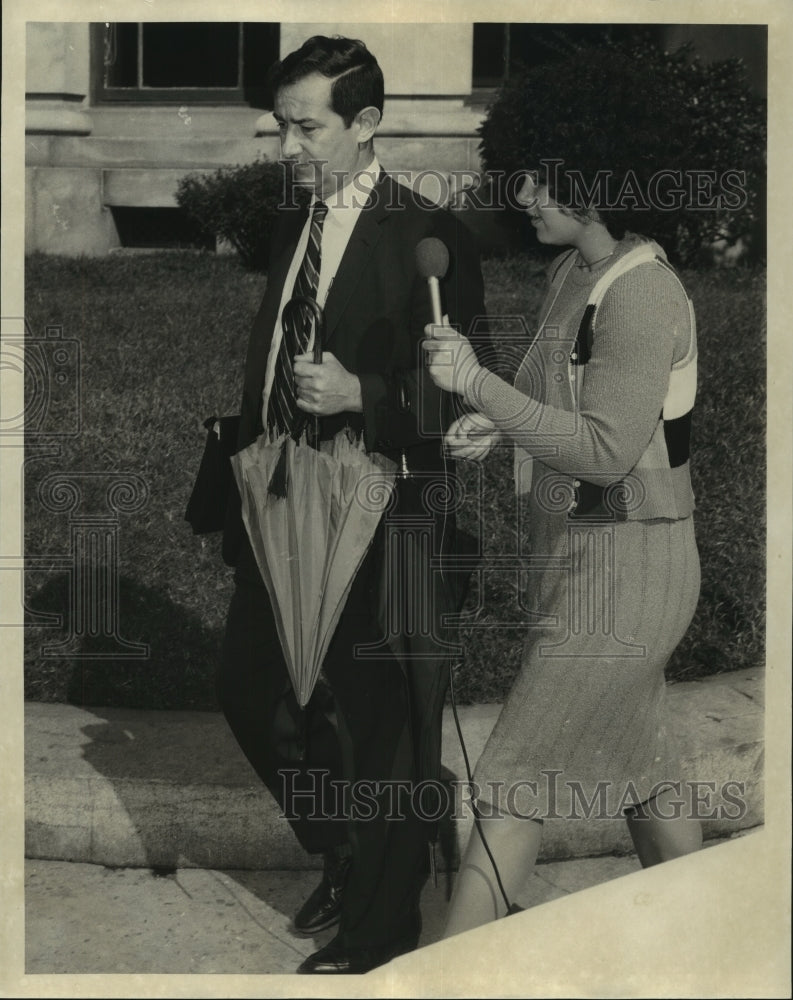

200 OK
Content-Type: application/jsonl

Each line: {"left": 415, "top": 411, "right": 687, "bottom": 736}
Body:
{"left": 223, "top": 171, "right": 488, "bottom": 784}
{"left": 224, "top": 171, "right": 487, "bottom": 569}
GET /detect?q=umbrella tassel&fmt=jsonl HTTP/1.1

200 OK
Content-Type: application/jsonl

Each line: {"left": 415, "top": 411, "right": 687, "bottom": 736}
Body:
{"left": 268, "top": 440, "right": 290, "bottom": 498}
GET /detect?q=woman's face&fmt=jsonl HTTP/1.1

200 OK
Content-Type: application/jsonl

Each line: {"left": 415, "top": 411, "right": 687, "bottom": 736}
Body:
{"left": 516, "top": 173, "right": 586, "bottom": 247}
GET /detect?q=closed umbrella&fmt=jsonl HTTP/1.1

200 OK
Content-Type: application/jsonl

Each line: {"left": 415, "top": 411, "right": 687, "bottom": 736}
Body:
{"left": 230, "top": 297, "right": 397, "bottom": 707}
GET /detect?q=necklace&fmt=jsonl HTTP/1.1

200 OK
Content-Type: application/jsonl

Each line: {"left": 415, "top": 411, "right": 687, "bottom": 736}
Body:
{"left": 576, "top": 249, "right": 616, "bottom": 269}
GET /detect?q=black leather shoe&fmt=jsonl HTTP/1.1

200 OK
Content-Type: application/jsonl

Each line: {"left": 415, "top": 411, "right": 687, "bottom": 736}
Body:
{"left": 296, "top": 931, "right": 419, "bottom": 974}
{"left": 292, "top": 849, "right": 351, "bottom": 935}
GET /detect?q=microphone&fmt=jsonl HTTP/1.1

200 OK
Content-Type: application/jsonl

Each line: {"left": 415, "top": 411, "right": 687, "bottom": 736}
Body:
{"left": 415, "top": 237, "right": 449, "bottom": 324}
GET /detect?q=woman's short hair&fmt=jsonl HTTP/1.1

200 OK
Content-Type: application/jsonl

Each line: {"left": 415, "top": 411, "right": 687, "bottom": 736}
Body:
{"left": 538, "top": 162, "right": 640, "bottom": 240}
{"left": 485, "top": 41, "right": 699, "bottom": 245}
{"left": 269, "top": 35, "right": 384, "bottom": 127}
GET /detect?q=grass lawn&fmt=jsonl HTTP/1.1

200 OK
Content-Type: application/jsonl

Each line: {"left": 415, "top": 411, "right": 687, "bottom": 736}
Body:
{"left": 22, "top": 250, "right": 766, "bottom": 709}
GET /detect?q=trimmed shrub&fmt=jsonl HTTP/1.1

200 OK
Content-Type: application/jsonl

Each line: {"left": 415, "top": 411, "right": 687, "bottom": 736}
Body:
{"left": 476, "top": 35, "right": 766, "bottom": 266}
{"left": 175, "top": 157, "right": 299, "bottom": 271}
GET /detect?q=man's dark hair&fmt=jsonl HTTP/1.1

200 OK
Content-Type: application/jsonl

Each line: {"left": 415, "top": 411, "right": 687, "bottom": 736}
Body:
{"left": 269, "top": 35, "right": 384, "bottom": 127}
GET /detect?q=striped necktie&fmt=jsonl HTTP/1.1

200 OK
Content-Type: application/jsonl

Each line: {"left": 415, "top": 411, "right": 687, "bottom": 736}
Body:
{"left": 268, "top": 200, "right": 329, "bottom": 435}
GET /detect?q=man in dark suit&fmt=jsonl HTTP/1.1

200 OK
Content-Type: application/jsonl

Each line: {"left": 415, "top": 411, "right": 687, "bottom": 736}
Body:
{"left": 217, "top": 35, "right": 487, "bottom": 974}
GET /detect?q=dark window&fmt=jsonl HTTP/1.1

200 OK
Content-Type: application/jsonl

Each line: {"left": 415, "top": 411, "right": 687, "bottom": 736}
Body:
{"left": 94, "top": 22, "right": 279, "bottom": 105}
{"left": 472, "top": 24, "right": 510, "bottom": 87}
{"left": 472, "top": 23, "right": 660, "bottom": 89}
{"left": 110, "top": 207, "right": 215, "bottom": 251}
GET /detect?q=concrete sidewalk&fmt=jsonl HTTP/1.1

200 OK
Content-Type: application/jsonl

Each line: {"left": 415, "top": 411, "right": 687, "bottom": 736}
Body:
{"left": 15, "top": 668, "right": 777, "bottom": 991}
{"left": 20, "top": 851, "right": 642, "bottom": 974}
{"left": 24, "top": 668, "right": 764, "bottom": 870}
{"left": 17, "top": 825, "right": 785, "bottom": 997}
{"left": 24, "top": 831, "right": 765, "bottom": 978}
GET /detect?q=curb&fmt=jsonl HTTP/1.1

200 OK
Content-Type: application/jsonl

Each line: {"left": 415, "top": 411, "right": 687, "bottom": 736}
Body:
{"left": 24, "top": 668, "right": 764, "bottom": 870}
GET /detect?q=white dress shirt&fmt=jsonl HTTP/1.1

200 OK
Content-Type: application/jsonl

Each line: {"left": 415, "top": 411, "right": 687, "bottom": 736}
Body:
{"left": 261, "top": 159, "right": 381, "bottom": 427}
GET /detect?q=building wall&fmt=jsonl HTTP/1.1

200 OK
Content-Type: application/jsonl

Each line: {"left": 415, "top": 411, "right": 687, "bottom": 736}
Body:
{"left": 25, "top": 22, "right": 488, "bottom": 256}
{"left": 25, "top": 21, "right": 767, "bottom": 257}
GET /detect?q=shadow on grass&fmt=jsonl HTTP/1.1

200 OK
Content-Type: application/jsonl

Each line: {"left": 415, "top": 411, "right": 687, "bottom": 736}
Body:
{"left": 25, "top": 569, "right": 468, "bottom": 896}
{"left": 25, "top": 571, "right": 283, "bottom": 877}
{"left": 25, "top": 572, "right": 222, "bottom": 711}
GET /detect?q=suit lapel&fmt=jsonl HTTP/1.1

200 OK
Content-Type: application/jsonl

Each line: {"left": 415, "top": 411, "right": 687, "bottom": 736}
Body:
{"left": 249, "top": 173, "right": 393, "bottom": 397}
{"left": 322, "top": 173, "right": 393, "bottom": 348}
{"left": 241, "top": 203, "right": 307, "bottom": 439}
{"left": 269, "top": 204, "right": 308, "bottom": 312}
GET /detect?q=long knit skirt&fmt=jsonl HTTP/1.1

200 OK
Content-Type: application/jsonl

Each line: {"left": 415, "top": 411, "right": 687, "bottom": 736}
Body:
{"left": 471, "top": 494, "right": 701, "bottom": 820}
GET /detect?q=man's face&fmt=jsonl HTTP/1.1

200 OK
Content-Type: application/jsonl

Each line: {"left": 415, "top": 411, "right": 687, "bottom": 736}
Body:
{"left": 274, "top": 73, "right": 370, "bottom": 199}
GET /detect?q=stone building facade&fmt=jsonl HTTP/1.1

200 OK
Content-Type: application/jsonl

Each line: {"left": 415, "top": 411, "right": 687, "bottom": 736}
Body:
{"left": 26, "top": 22, "right": 494, "bottom": 255}
{"left": 25, "top": 21, "right": 766, "bottom": 256}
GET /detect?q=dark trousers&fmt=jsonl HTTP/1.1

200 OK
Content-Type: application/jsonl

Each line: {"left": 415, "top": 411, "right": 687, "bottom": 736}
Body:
{"left": 216, "top": 542, "right": 427, "bottom": 949}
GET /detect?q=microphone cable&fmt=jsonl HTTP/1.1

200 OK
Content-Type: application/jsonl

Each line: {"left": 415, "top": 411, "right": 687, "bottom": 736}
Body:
{"left": 435, "top": 325, "right": 521, "bottom": 921}
{"left": 447, "top": 657, "right": 522, "bottom": 917}
{"left": 421, "top": 233, "right": 521, "bottom": 919}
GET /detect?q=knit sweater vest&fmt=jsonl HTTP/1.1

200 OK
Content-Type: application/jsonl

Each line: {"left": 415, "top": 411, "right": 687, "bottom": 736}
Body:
{"left": 468, "top": 236, "right": 697, "bottom": 521}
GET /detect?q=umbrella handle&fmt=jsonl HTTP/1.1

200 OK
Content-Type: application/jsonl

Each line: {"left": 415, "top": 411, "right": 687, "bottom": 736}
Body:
{"left": 283, "top": 295, "right": 325, "bottom": 366}
{"left": 282, "top": 295, "right": 325, "bottom": 444}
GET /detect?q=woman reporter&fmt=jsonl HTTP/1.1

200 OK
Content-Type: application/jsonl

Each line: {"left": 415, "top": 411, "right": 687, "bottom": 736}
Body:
{"left": 424, "top": 168, "right": 702, "bottom": 938}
